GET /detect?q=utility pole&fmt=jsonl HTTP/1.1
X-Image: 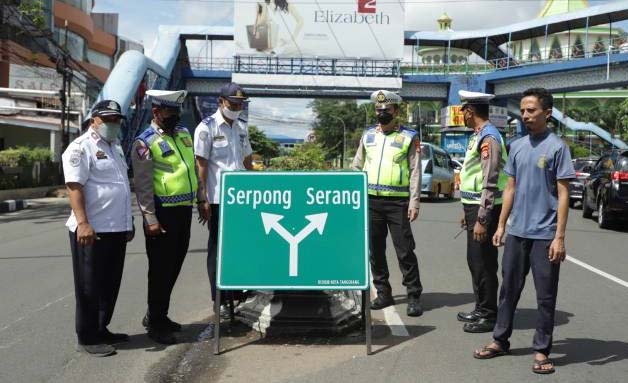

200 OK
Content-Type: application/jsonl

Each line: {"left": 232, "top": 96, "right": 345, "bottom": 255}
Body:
{"left": 57, "top": 20, "right": 71, "bottom": 154}
{"left": 330, "top": 115, "right": 347, "bottom": 168}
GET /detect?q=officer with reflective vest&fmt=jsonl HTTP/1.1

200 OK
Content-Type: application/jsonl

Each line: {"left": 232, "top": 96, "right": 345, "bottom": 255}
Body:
{"left": 457, "top": 90, "right": 508, "bottom": 333}
{"left": 131, "top": 89, "right": 201, "bottom": 345}
{"left": 352, "top": 90, "right": 423, "bottom": 317}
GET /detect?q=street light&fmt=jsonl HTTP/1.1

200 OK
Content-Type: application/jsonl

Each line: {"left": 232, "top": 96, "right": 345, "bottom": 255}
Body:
{"left": 330, "top": 115, "right": 347, "bottom": 168}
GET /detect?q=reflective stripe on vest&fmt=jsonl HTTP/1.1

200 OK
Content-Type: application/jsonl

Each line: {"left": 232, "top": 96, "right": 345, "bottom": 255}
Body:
{"left": 362, "top": 126, "right": 415, "bottom": 197}
{"left": 459, "top": 123, "right": 508, "bottom": 205}
{"left": 145, "top": 128, "right": 198, "bottom": 207}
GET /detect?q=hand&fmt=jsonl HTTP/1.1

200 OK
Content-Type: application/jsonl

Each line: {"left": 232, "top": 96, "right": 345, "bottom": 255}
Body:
{"left": 145, "top": 222, "right": 166, "bottom": 237}
{"left": 408, "top": 207, "right": 419, "bottom": 222}
{"left": 76, "top": 222, "right": 96, "bottom": 247}
{"left": 473, "top": 221, "right": 488, "bottom": 243}
{"left": 126, "top": 224, "right": 135, "bottom": 242}
{"left": 460, "top": 215, "right": 467, "bottom": 230}
{"left": 548, "top": 237, "right": 566, "bottom": 264}
{"left": 492, "top": 226, "right": 505, "bottom": 247}
{"left": 197, "top": 202, "right": 211, "bottom": 225}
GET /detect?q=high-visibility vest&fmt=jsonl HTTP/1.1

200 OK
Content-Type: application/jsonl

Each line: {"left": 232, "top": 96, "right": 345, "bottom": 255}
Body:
{"left": 459, "top": 123, "right": 508, "bottom": 205}
{"left": 362, "top": 126, "right": 416, "bottom": 197}
{"left": 137, "top": 126, "right": 198, "bottom": 207}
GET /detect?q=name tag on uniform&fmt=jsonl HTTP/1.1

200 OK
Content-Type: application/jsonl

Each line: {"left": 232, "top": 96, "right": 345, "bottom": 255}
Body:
{"left": 95, "top": 150, "right": 108, "bottom": 160}
{"left": 181, "top": 137, "right": 193, "bottom": 147}
{"left": 365, "top": 133, "right": 376, "bottom": 146}
{"left": 213, "top": 136, "right": 228, "bottom": 148}
{"left": 159, "top": 140, "right": 174, "bottom": 157}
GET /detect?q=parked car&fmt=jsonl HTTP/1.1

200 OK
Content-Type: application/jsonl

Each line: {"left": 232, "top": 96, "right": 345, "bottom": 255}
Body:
{"left": 569, "top": 157, "right": 598, "bottom": 207}
{"left": 582, "top": 150, "right": 628, "bottom": 228}
{"left": 420, "top": 143, "right": 457, "bottom": 199}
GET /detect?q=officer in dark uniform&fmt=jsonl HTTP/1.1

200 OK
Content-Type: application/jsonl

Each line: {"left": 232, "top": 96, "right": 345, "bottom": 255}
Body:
{"left": 352, "top": 90, "right": 423, "bottom": 317}
{"left": 131, "top": 90, "right": 201, "bottom": 344}
{"left": 62, "top": 100, "right": 133, "bottom": 356}
{"left": 457, "top": 90, "right": 508, "bottom": 333}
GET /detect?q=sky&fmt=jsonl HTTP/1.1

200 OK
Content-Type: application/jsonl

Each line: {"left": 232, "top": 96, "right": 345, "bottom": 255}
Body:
{"left": 93, "top": 0, "right": 626, "bottom": 138}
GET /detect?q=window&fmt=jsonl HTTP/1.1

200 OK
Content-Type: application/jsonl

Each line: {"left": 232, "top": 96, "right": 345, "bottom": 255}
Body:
{"left": 420, "top": 144, "right": 432, "bottom": 158}
{"left": 433, "top": 152, "right": 445, "bottom": 168}
{"left": 87, "top": 49, "right": 112, "bottom": 69}
{"left": 55, "top": 29, "right": 85, "bottom": 61}
{"left": 58, "top": 0, "right": 92, "bottom": 13}
{"left": 617, "top": 156, "right": 628, "bottom": 171}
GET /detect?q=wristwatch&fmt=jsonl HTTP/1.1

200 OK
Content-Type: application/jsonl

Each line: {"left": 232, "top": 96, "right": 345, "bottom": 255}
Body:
{"left": 477, "top": 215, "right": 488, "bottom": 226}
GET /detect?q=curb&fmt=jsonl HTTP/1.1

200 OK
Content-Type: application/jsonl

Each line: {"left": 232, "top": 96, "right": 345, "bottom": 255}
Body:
{"left": 0, "top": 199, "right": 29, "bottom": 213}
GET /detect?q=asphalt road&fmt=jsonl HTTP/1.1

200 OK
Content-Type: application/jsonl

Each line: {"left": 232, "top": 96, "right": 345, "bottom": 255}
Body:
{"left": 1, "top": 196, "right": 627, "bottom": 383}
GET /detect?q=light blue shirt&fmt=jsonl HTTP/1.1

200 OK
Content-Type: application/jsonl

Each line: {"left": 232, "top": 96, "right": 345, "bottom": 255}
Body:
{"left": 504, "top": 131, "right": 576, "bottom": 239}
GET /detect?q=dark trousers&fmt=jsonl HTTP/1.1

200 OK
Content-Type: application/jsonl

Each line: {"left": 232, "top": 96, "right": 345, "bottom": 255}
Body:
{"left": 493, "top": 235, "right": 561, "bottom": 355}
{"left": 369, "top": 196, "right": 423, "bottom": 298}
{"left": 206, "top": 204, "right": 243, "bottom": 304}
{"left": 145, "top": 205, "right": 192, "bottom": 323}
{"left": 463, "top": 204, "right": 502, "bottom": 319}
{"left": 70, "top": 231, "right": 127, "bottom": 345}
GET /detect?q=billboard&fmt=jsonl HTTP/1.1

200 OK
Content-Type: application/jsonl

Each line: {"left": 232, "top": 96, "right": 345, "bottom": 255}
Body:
{"left": 440, "top": 105, "right": 510, "bottom": 128}
{"left": 9, "top": 64, "right": 85, "bottom": 92}
{"left": 441, "top": 132, "right": 468, "bottom": 155}
{"left": 234, "top": 0, "right": 404, "bottom": 60}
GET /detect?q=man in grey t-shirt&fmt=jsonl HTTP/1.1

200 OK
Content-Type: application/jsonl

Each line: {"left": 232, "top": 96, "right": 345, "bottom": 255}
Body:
{"left": 473, "top": 88, "right": 575, "bottom": 375}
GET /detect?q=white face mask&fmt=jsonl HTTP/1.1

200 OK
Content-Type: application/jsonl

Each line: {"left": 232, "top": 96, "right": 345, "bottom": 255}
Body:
{"left": 221, "top": 106, "right": 242, "bottom": 120}
{"left": 98, "top": 121, "right": 121, "bottom": 142}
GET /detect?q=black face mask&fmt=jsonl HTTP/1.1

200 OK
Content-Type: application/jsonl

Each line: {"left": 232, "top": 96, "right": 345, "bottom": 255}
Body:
{"left": 159, "top": 114, "right": 180, "bottom": 130}
{"left": 376, "top": 111, "right": 394, "bottom": 125}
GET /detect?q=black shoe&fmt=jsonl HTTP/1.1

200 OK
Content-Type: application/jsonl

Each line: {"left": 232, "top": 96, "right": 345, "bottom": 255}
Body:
{"left": 463, "top": 318, "right": 496, "bottom": 333}
{"left": 406, "top": 296, "right": 423, "bottom": 317}
{"left": 143, "top": 314, "right": 182, "bottom": 332}
{"left": 371, "top": 295, "right": 395, "bottom": 310}
{"left": 164, "top": 317, "right": 182, "bottom": 332}
{"left": 457, "top": 310, "right": 482, "bottom": 323}
{"left": 76, "top": 343, "right": 116, "bottom": 357}
{"left": 147, "top": 329, "right": 177, "bottom": 345}
{"left": 99, "top": 329, "right": 130, "bottom": 344}
{"left": 219, "top": 304, "right": 231, "bottom": 320}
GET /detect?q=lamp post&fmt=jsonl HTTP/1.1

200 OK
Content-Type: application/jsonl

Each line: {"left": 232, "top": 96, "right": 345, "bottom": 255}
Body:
{"left": 330, "top": 115, "right": 347, "bottom": 168}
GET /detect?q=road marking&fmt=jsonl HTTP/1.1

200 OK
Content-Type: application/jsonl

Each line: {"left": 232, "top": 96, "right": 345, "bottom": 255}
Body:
{"left": 370, "top": 284, "right": 409, "bottom": 337}
{"left": 0, "top": 292, "right": 74, "bottom": 333}
{"left": 567, "top": 255, "right": 628, "bottom": 289}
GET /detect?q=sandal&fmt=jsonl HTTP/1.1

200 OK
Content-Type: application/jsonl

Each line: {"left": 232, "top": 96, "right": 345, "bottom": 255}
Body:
{"left": 473, "top": 344, "right": 510, "bottom": 359}
{"left": 532, "top": 358, "right": 555, "bottom": 374}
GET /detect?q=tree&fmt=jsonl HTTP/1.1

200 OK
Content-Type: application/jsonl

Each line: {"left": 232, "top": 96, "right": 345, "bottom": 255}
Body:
{"left": 18, "top": 0, "right": 47, "bottom": 30}
{"left": 269, "top": 143, "right": 328, "bottom": 170}
{"left": 618, "top": 98, "right": 628, "bottom": 141}
{"left": 248, "top": 125, "right": 280, "bottom": 159}
{"left": 310, "top": 99, "right": 369, "bottom": 164}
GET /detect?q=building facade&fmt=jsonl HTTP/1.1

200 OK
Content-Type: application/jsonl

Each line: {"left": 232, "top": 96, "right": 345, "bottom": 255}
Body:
{"left": 0, "top": 0, "right": 142, "bottom": 160}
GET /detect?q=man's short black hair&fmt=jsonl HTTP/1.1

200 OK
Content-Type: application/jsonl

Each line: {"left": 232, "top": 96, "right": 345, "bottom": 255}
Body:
{"left": 522, "top": 88, "right": 553, "bottom": 110}
{"left": 464, "top": 103, "right": 489, "bottom": 119}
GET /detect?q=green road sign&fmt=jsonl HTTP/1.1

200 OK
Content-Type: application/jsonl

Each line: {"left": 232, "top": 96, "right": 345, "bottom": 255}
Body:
{"left": 217, "top": 172, "right": 369, "bottom": 290}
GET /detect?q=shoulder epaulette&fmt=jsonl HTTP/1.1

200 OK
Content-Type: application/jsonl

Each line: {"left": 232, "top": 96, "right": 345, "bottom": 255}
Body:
{"left": 201, "top": 115, "right": 215, "bottom": 125}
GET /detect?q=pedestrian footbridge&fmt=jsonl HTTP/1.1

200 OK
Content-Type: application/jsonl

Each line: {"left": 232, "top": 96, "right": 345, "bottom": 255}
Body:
{"left": 92, "top": 1, "right": 628, "bottom": 154}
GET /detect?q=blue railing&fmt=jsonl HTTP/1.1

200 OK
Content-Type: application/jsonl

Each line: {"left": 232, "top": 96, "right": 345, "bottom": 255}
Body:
{"left": 189, "top": 56, "right": 401, "bottom": 77}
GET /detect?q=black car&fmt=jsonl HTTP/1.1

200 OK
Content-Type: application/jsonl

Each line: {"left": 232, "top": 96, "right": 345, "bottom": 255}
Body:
{"left": 582, "top": 150, "right": 628, "bottom": 228}
{"left": 569, "top": 157, "right": 598, "bottom": 207}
